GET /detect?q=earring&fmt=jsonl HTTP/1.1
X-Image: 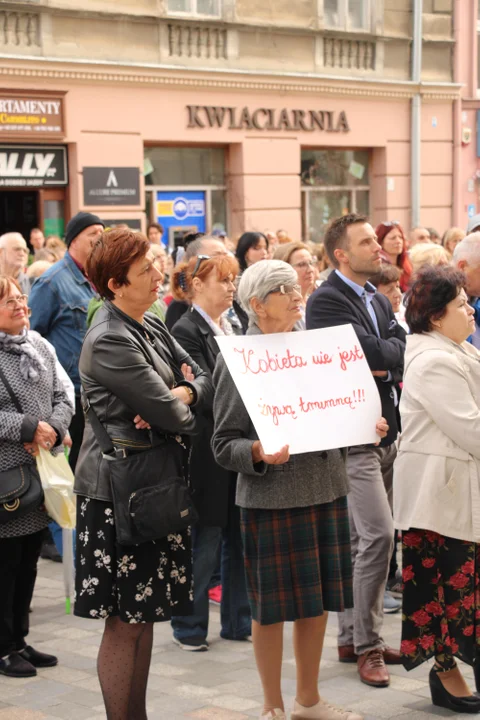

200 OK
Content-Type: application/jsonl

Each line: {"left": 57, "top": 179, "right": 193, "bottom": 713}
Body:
{"left": 119, "top": 293, "right": 123, "bottom": 298}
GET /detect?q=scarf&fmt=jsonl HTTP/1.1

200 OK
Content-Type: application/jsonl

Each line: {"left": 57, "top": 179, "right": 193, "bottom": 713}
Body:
{"left": 0, "top": 329, "right": 47, "bottom": 382}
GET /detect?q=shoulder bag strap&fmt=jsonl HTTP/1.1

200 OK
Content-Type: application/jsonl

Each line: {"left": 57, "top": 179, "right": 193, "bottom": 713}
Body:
{"left": 0, "top": 366, "right": 23, "bottom": 414}
{"left": 82, "top": 394, "right": 116, "bottom": 457}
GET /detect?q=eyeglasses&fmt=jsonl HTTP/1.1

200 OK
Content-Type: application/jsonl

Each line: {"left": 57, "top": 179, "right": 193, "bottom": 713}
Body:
{"left": 191, "top": 255, "right": 210, "bottom": 279}
{"left": 292, "top": 260, "right": 316, "bottom": 270}
{"left": 266, "top": 284, "right": 302, "bottom": 298}
{"left": 0, "top": 295, "right": 28, "bottom": 310}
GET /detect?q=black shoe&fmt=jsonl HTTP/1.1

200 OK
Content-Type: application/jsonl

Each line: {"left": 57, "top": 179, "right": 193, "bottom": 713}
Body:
{"left": 429, "top": 667, "right": 480, "bottom": 713}
{"left": 173, "top": 636, "right": 209, "bottom": 652}
{"left": 474, "top": 660, "right": 480, "bottom": 693}
{"left": 0, "top": 653, "right": 37, "bottom": 678}
{"left": 40, "top": 541, "right": 62, "bottom": 563}
{"left": 18, "top": 645, "right": 58, "bottom": 668}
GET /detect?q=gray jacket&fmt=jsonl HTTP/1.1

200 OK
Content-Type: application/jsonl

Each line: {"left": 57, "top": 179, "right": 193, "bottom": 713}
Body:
{"left": 212, "top": 325, "right": 349, "bottom": 510}
{"left": 74, "top": 302, "right": 212, "bottom": 502}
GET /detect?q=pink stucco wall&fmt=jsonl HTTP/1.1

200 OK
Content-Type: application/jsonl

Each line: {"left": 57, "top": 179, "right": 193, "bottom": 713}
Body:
{"left": 0, "top": 75, "right": 456, "bottom": 237}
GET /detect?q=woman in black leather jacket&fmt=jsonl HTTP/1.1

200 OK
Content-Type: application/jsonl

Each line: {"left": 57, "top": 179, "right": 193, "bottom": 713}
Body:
{"left": 74, "top": 227, "right": 211, "bottom": 720}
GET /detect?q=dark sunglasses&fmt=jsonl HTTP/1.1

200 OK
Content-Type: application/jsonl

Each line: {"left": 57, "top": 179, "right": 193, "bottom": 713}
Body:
{"left": 191, "top": 255, "right": 211, "bottom": 278}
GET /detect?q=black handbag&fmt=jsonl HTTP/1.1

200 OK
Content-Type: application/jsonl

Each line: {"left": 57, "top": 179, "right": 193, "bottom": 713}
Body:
{"left": 84, "top": 398, "right": 198, "bottom": 546}
{"left": 0, "top": 367, "right": 44, "bottom": 525}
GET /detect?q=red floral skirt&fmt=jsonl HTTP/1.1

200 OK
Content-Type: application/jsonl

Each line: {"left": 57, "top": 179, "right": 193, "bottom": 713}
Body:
{"left": 401, "top": 528, "right": 480, "bottom": 671}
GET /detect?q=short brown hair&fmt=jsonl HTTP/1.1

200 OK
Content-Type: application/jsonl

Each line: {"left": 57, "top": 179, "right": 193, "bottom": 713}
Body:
{"left": 369, "top": 264, "right": 401, "bottom": 288}
{"left": 0, "top": 276, "right": 21, "bottom": 302}
{"left": 172, "top": 255, "right": 239, "bottom": 302}
{"left": 86, "top": 228, "right": 150, "bottom": 301}
{"left": 405, "top": 265, "right": 465, "bottom": 334}
{"left": 324, "top": 214, "right": 368, "bottom": 268}
{"left": 273, "top": 242, "right": 310, "bottom": 265}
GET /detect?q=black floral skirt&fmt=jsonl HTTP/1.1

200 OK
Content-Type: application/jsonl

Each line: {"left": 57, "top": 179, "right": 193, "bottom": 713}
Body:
{"left": 401, "top": 528, "right": 480, "bottom": 670}
{"left": 74, "top": 496, "right": 193, "bottom": 624}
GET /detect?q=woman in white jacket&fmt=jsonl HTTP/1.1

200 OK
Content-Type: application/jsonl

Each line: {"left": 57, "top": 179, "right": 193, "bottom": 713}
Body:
{"left": 394, "top": 265, "right": 480, "bottom": 714}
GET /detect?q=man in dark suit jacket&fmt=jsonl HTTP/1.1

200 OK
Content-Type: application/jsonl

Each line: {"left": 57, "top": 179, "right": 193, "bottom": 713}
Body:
{"left": 306, "top": 214, "right": 406, "bottom": 689}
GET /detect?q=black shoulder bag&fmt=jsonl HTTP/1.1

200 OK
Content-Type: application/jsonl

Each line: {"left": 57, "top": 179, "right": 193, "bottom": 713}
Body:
{"left": 84, "top": 398, "right": 198, "bottom": 546}
{"left": 0, "top": 367, "right": 44, "bottom": 524}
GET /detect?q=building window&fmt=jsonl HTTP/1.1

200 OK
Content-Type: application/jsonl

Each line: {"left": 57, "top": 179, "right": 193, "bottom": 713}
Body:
{"left": 301, "top": 149, "right": 370, "bottom": 243}
{"left": 167, "top": 0, "right": 221, "bottom": 17}
{"left": 324, "top": 0, "right": 370, "bottom": 31}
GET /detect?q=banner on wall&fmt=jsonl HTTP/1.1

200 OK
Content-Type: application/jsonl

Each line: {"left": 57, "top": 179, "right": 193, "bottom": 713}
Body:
{"left": 215, "top": 324, "right": 381, "bottom": 455}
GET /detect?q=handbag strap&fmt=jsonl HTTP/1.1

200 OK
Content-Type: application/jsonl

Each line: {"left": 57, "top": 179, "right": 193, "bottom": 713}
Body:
{"left": 0, "top": 366, "right": 23, "bottom": 414}
{"left": 82, "top": 395, "right": 117, "bottom": 457}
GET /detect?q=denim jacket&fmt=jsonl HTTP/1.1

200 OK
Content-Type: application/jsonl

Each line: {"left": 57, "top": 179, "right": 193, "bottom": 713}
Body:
{"left": 28, "top": 252, "right": 95, "bottom": 393}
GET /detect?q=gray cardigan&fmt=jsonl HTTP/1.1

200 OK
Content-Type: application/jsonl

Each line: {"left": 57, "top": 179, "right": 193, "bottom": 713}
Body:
{"left": 212, "top": 325, "right": 349, "bottom": 510}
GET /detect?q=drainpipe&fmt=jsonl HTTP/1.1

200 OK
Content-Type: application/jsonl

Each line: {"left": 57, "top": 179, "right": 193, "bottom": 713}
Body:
{"left": 452, "top": 0, "right": 462, "bottom": 226}
{"left": 411, "top": 0, "right": 423, "bottom": 228}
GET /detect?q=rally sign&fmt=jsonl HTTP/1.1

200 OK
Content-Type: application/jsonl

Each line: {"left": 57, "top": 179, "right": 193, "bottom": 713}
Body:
{"left": 215, "top": 325, "right": 382, "bottom": 455}
{"left": 0, "top": 145, "right": 68, "bottom": 187}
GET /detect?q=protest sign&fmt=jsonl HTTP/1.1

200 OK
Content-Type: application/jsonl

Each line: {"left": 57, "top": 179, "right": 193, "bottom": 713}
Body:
{"left": 215, "top": 324, "right": 382, "bottom": 455}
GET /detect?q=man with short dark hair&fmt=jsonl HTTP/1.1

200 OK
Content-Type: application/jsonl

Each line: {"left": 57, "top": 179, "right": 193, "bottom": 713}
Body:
{"left": 146, "top": 222, "right": 164, "bottom": 244}
{"left": 30, "top": 228, "right": 45, "bottom": 257}
{"left": 306, "top": 214, "right": 406, "bottom": 689}
{"left": 29, "top": 212, "right": 104, "bottom": 470}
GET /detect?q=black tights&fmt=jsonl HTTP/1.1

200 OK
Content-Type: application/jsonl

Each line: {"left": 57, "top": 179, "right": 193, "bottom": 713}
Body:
{"left": 97, "top": 616, "right": 153, "bottom": 720}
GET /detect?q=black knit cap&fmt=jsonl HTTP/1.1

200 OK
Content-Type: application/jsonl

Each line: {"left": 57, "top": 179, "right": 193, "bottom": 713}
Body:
{"left": 65, "top": 212, "right": 104, "bottom": 248}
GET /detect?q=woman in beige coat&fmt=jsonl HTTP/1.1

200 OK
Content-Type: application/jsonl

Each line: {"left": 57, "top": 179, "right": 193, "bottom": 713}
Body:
{"left": 394, "top": 265, "right": 480, "bottom": 714}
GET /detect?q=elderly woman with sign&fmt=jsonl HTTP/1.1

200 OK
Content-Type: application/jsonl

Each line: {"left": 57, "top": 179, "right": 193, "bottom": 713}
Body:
{"left": 212, "top": 260, "right": 387, "bottom": 720}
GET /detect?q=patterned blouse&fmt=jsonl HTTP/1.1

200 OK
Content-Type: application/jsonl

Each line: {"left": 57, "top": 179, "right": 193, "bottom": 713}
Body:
{"left": 0, "top": 332, "right": 74, "bottom": 538}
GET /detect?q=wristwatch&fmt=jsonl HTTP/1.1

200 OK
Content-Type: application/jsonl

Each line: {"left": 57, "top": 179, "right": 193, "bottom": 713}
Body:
{"left": 184, "top": 385, "right": 195, "bottom": 404}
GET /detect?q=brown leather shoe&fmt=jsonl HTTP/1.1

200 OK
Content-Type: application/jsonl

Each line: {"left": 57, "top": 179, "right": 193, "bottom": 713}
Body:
{"left": 382, "top": 646, "right": 402, "bottom": 665}
{"left": 339, "top": 645, "right": 401, "bottom": 666}
{"left": 357, "top": 649, "right": 390, "bottom": 687}
{"left": 338, "top": 645, "right": 357, "bottom": 663}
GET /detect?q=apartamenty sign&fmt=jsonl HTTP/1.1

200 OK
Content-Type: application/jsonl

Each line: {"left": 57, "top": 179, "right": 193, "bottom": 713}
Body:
{"left": 0, "top": 145, "right": 68, "bottom": 187}
{"left": 0, "top": 93, "right": 65, "bottom": 136}
{"left": 83, "top": 167, "right": 140, "bottom": 206}
{"left": 187, "top": 106, "right": 350, "bottom": 132}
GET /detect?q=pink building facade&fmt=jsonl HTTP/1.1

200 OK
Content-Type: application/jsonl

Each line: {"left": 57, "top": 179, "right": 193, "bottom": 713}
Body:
{"left": 0, "top": 2, "right": 462, "bottom": 243}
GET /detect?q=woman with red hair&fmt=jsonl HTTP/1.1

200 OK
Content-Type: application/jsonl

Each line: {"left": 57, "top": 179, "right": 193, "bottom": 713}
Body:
{"left": 375, "top": 221, "right": 412, "bottom": 292}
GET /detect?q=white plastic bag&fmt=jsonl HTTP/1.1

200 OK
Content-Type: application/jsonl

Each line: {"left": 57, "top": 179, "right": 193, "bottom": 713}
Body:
{"left": 36, "top": 448, "right": 76, "bottom": 529}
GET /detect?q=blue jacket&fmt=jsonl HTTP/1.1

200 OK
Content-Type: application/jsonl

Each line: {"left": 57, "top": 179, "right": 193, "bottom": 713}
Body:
{"left": 28, "top": 252, "right": 95, "bottom": 393}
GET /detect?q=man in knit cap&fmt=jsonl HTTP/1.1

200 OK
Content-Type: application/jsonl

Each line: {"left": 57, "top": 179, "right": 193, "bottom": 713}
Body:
{"left": 29, "top": 212, "right": 104, "bottom": 471}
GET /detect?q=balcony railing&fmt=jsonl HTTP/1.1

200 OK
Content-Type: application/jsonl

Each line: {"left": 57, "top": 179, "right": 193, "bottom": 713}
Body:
{"left": 167, "top": 23, "right": 227, "bottom": 60}
{"left": 323, "top": 36, "right": 375, "bottom": 70}
{"left": 0, "top": 11, "right": 40, "bottom": 48}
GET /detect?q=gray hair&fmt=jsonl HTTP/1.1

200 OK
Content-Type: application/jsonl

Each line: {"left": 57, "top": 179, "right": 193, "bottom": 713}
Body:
{"left": 453, "top": 232, "right": 480, "bottom": 267}
{"left": 0, "top": 232, "right": 25, "bottom": 249}
{"left": 237, "top": 260, "right": 297, "bottom": 325}
{"left": 185, "top": 235, "right": 219, "bottom": 261}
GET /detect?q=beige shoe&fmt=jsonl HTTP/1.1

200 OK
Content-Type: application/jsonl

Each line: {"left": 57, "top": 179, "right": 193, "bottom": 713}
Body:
{"left": 291, "top": 698, "right": 363, "bottom": 720}
{"left": 261, "top": 710, "right": 286, "bottom": 719}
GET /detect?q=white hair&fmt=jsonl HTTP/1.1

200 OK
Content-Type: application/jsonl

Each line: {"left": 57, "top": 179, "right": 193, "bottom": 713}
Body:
{"left": 453, "top": 232, "right": 480, "bottom": 267}
{"left": 0, "top": 232, "right": 25, "bottom": 249}
{"left": 237, "top": 260, "right": 297, "bottom": 325}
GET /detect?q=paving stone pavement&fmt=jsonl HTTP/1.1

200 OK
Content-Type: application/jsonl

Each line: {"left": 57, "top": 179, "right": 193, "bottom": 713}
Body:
{"left": 2, "top": 558, "right": 477, "bottom": 720}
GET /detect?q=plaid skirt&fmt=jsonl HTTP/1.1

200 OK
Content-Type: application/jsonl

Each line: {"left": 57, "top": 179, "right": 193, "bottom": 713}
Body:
{"left": 240, "top": 496, "right": 352, "bottom": 625}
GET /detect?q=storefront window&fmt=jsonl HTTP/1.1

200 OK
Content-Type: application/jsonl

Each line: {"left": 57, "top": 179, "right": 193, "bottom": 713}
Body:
{"left": 301, "top": 149, "right": 370, "bottom": 242}
{"left": 324, "top": 0, "right": 369, "bottom": 31}
{"left": 144, "top": 147, "right": 225, "bottom": 186}
{"left": 167, "top": 0, "right": 221, "bottom": 16}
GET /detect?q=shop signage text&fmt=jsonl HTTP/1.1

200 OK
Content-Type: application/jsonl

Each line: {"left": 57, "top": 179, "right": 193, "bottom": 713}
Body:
{"left": 83, "top": 167, "right": 140, "bottom": 206}
{"left": 0, "top": 145, "right": 68, "bottom": 187}
{"left": 187, "top": 106, "right": 350, "bottom": 133}
{"left": 0, "top": 93, "right": 65, "bottom": 136}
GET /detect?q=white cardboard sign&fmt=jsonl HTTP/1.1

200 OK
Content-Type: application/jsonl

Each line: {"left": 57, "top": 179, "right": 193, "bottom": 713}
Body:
{"left": 215, "top": 324, "right": 382, "bottom": 455}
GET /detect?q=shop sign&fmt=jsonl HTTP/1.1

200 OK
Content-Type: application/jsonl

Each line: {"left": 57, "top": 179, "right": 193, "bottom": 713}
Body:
{"left": 0, "top": 145, "right": 68, "bottom": 187}
{"left": 83, "top": 167, "right": 140, "bottom": 206}
{"left": 187, "top": 106, "right": 350, "bottom": 133}
{"left": 0, "top": 93, "right": 64, "bottom": 136}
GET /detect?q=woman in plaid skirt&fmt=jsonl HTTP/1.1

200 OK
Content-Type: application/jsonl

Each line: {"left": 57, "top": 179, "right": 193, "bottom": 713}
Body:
{"left": 213, "top": 260, "right": 388, "bottom": 720}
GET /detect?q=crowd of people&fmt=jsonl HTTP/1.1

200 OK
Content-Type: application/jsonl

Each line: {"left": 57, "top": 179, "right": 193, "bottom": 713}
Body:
{"left": 1, "top": 210, "right": 480, "bottom": 720}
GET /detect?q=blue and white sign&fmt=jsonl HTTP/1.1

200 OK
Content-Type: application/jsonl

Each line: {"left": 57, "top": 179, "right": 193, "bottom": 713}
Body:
{"left": 156, "top": 190, "right": 206, "bottom": 246}
{"left": 468, "top": 204, "right": 476, "bottom": 219}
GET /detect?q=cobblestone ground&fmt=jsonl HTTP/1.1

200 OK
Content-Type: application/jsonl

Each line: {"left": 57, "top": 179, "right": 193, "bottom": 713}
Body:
{"left": 0, "top": 558, "right": 476, "bottom": 720}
